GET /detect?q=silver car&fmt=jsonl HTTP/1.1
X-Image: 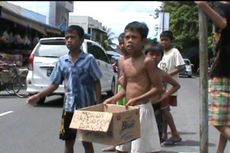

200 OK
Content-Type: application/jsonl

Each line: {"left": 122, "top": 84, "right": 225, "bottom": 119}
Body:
{"left": 179, "top": 58, "right": 193, "bottom": 78}
{"left": 26, "top": 37, "right": 116, "bottom": 104}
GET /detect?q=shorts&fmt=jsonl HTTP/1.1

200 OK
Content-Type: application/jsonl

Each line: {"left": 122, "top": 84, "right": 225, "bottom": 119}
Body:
{"left": 160, "top": 97, "right": 170, "bottom": 109}
{"left": 116, "top": 102, "right": 161, "bottom": 153}
{"left": 166, "top": 96, "right": 177, "bottom": 107}
{"left": 59, "top": 110, "right": 77, "bottom": 140}
{"left": 208, "top": 77, "right": 230, "bottom": 126}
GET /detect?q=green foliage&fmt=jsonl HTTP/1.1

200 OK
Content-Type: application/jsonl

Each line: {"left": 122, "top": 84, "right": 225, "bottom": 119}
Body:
{"left": 162, "top": 1, "right": 213, "bottom": 50}
{"left": 101, "top": 26, "right": 117, "bottom": 50}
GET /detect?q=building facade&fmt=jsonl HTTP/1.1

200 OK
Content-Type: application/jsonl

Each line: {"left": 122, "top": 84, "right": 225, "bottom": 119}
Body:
{"left": 8, "top": 1, "right": 73, "bottom": 32}
{"left": 69, "top": 15, "right": 106, "bottom": 45}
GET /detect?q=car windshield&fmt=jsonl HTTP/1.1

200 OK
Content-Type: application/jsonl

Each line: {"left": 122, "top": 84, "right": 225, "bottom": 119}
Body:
{"left": 36, "top": 44, "right": 69, "bottom": 57}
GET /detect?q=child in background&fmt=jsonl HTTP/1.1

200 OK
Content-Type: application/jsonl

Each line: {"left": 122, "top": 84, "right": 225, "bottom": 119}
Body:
{"left": 144, "top": 42, "right": 181, "bottom": 144}
{"left": 116, "top": 32, "right": 129, "bottom": 105}
{"left": 158, "top": 31, "right": 184, "bottom": 145}
{"left": 102, "top": 32, "right": 129, "bottom": 152}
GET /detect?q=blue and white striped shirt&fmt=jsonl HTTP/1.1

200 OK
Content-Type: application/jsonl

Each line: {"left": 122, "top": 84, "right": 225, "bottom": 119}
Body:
{"left": 50, "top": 51, "right": 102, "bottom": 112}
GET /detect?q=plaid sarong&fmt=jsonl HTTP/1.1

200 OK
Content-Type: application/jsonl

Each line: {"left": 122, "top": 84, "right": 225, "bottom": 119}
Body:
{"left": 208, "top": 77, "right": 230, "bottom": 126}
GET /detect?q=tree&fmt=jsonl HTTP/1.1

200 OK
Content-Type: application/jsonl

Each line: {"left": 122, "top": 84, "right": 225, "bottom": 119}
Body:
{"left": 161, "top": 1, "right": 214, "bottom": 71}
{"left": 101, "top": 26, "right": 117, "bottom": 51}
{"left": 161, "top": 1, "right": 214, "bottom": 48}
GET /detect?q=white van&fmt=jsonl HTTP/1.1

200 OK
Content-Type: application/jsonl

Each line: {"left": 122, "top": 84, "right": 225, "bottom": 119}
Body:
{"left": 26, "top": 37, "right": 116, "bottom": 104}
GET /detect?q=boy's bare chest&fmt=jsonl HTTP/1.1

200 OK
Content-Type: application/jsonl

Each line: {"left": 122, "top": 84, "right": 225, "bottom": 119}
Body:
{"left": 123, "top": 60, "right": 145, "bottom": 77}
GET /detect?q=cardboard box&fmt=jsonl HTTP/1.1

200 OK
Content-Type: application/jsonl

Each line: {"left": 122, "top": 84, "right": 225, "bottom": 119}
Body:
{"left": 69, "top": 104, "right": 140, "bottom": 145}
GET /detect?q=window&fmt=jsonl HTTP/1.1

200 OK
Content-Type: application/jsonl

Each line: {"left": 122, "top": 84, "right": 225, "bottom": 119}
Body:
{"left": 87, "top": 42, "right": 109, "bottom": 63}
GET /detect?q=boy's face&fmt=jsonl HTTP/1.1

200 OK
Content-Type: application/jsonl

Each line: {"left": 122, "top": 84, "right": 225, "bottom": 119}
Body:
{"left": 124, "top": 29, "right": 144, "bottom": 55}
{"left": 65, "top": 31, "right": 83, "bottom": 51}
{"left": 146, "top": 51, "right": 162, "bottom": 64}
{"left": 119, "top": 40, "right": 127, "bottom": 56}
{"left": 160, "top": 36, "right": 172, "bottom": 51}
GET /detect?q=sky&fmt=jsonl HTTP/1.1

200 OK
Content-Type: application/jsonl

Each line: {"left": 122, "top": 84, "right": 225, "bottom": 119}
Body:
{"left": 8, "top": 1, "right": 163, "bottom": 44}
{"left": 70, "top": 1, "right": 163, "bottom": 44}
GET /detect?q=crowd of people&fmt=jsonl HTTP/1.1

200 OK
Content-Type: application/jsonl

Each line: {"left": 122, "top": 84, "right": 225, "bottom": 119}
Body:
{"left": 26, "top": 1, "right": 230, "bottom": 153}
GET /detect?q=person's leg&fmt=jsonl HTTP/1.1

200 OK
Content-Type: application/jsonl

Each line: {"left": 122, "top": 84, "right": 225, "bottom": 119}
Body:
{"left": 165, "top": 110, "right": 180, "bottom": 139}
{"left": 162, "top": 109, "right": 168, "bottom": 141}
{"left": 162, "top": 108, "right": 181, "bottom": 145}
{"left": 152, "top": 103, "right": 163, "bottom": 142}
{"left": 82, "top": 141, "right": 94, "bottom": 153}
{"left": 164, "top": 96, "right": 181, "bottom": 142}
{"left": 65, "top": 140, "right": 75, "bottom": 153}
{"left": 59, "top": 110, "right": 77, "bottom": 153}
{"left": 160, "top": 99, "right": 170, "bottom": 142}
{"left": 216, "top": 133, "right": 227, "bottom": 153}
{"left": 215, "top": 126, "right": 230, "bottom": 140}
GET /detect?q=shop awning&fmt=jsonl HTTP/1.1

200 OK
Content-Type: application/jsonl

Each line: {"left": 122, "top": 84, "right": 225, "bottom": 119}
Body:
{"left": 0, "top": 2, "right": 61, "bottom": 36}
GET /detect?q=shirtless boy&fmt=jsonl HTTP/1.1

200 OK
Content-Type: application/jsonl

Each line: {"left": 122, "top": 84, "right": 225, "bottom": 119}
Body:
{"left": 103, "top": 21, "right": 163, "bottom": 153}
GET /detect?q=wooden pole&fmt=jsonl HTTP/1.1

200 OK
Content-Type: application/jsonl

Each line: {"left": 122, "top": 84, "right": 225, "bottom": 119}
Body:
{"left": 198, "top": 7, "right": 209, "bottom": 153}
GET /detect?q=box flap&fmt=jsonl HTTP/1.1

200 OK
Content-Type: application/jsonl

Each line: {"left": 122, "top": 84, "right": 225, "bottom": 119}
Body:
{"left": 70, "top": 110, "right": 113, "bottom": 132}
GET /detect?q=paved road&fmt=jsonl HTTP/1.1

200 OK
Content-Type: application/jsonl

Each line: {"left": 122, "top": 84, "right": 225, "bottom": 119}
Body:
{"left": 0, "top": 77, "right": 229, "bottom": 153}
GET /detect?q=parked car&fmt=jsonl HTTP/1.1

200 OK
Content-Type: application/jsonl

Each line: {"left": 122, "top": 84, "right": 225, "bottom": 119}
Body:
{"left": 26, "top": 37, "right": 116, "bottom": 104}
{"left": 179, "top": 58, "right": 193, "bottom": 78}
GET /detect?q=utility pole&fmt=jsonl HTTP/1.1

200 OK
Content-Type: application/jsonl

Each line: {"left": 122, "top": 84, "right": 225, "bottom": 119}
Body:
{"left": 162, "top": 11, "right": 165, "bottom": 31}
{"left": 198, "top": 6, "right": 209, "bottom": 153}
{"left": 162, "top": 2, "right": 165, "bottom": 32}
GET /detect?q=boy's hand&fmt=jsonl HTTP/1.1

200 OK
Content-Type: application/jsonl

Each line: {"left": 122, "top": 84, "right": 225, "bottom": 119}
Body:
{"left": 126, "top": 98, "right": 138, "bottom": 106}
{"left": 27, "top": 94, "right": 40, "bottom": 106}
{"left": 103, "top": 98, "right": 116, "bottom": 104}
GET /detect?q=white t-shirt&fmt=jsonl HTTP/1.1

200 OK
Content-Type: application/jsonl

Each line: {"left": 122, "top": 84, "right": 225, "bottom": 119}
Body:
{"left": 158, "top": 47, "right": 185, "bottom": 96}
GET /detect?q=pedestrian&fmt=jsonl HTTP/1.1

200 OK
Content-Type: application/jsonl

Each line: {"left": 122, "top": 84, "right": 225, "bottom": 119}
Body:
{"left": 144, "top": 41, "right": 181, "bottom": 144}
{"left": 102, "top": 32, "right": 129, "bottom": 152}
{"left": 158, "top": 30, "right": 184, "bottom": 145}
{"left": 195, "top": 1, "right": 230, "bottom": 153}
{"left": 116, "top": 32, "right": 129, "bottom": 106}
{"left": 27, "top": 25, "right": 102, "bottom": 153}
{"left": 103, "top": 21, "right": 163, "bottom": 153}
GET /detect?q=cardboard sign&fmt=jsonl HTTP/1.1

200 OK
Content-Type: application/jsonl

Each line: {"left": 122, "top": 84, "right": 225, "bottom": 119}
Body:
{"left": 70, "top": 111, "right": 112, "bottom": 132}
{"left": 69, "top": 104, "right": 140, "bottom": 145}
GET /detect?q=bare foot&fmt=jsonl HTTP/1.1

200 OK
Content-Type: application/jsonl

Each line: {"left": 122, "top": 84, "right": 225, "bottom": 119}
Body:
{"left": 102, "top": 146, "right": 116, "bottom": 152}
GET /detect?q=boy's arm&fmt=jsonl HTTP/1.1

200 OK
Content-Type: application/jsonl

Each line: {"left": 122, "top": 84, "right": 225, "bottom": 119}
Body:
{"left": 168, "top": 65, "right": 185, "bottom": 76}
{"left": 103, "top": 90, "right": 126, "bottom": 104}
{"left": 195, "top": 1, "right": 227, "bottom": 29}
{"left": 160, "top": 71, "right": 180, "bottom": 101}
{"left": 27, "top": 84, "right": 58, "bottom": 105}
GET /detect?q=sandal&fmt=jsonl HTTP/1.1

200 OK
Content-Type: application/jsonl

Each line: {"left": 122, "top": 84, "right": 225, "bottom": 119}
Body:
{"left": 163, "top": 137, "right": 182, "bottom": 145}
{"left": 160, "top": 137, "right": 167, "bottom": 143}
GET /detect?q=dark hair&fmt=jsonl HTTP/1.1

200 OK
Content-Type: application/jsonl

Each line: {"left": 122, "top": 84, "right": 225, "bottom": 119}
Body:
{"left": 160, "top": 30, "right": 174, "bottom": 41}
{"left": 124, "top": 21, "right": 149, "bottom": 39}
{"left": 144, "top": 42, "right": 164, "bottom": 58}
{"left": 65, "top": 25, "right": 84, "bottom": 39}
{"left": 118, "top": 32, "right": 124, "bottom": 44}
